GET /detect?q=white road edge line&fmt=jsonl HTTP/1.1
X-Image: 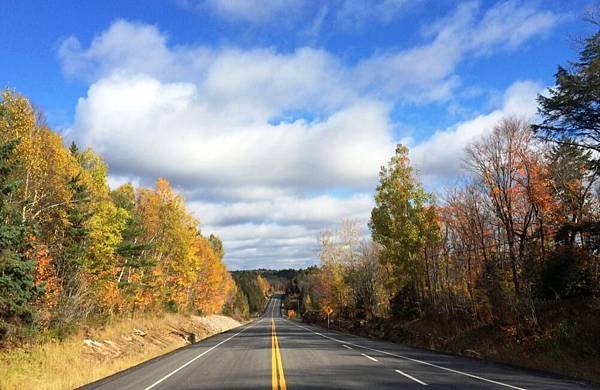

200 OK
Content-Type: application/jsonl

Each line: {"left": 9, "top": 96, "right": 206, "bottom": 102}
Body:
{"left": 395, "top": 369, "right": 428, "bottom": 386}
{"left": 342, "top": 344, "right": 352, "bottom": 350}
{"left": 144, "top": 320, "right": 261, "bottom": 390}
{"left": 361, "top": 353, "right": 378, "bottom": 362}
{"left": 286, "top": 320, "right": 526, "bottom": 390}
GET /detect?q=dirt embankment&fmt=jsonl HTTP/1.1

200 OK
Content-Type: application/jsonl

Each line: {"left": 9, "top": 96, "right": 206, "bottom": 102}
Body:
{"left": 308, "top": 299, "right": 600, "bottom": 384}
{"left": 0, "top": 314, "right": 242, "bottom": 390}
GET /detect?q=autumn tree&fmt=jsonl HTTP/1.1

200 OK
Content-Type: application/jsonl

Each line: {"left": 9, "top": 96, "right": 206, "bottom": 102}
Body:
{"left": 547, "top": 144, "right": 599, "bottom": 244}
{"left": 208, "top": 234, "right": 225, "bottom": 260}
{"left": 231, "top": 271, "right": 270, "bottom": 315}
{"left": 30, "top": 240, "right": 60, "bottom": 327}
{"left": 135, "top": 179, "right": 195, "bottom": 310}
{"left": 318, "top": 220, "right": 389, "bottom": 315}
{"left": 110, "top": 183, "right": 153, "bottom": 312}
{"left": 370, "top": 144, "right": 440, "bottom": 314}
{"left": 318, "top": 222, "right": 354, "bottom": 310}
{"left": 466, "top": 118, "right": 552, "bottom": 330}
{"left": 0, "top": 90, "right": 237, "bottom": 339}
{"left": 191, "top": 236, "right": 234, "bottom": 314}
{"left": 295, "top": 266, "right": 322, "bottom": 312}
{"left": 437, "top": 178, "right": 534, "bottom": 325}
{"left": 0, "top": 91, "right": 82, "bottom": 233}
{"left": 222, "top": 282, "right": 250, "bottom": 320}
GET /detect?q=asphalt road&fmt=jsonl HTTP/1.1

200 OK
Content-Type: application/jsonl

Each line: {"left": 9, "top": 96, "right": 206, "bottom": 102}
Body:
{"left": 84, "top": 295, "right": 595, "bottom": 389}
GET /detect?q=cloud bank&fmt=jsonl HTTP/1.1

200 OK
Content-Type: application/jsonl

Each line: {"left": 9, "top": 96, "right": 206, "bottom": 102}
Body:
{"left": 60, "top": 1, "right": 557, "bottom": 269}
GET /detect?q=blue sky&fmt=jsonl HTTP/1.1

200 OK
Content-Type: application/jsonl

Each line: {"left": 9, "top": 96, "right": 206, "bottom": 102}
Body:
{"left": 1, "top": 0, "right": 597, "bottom": 269}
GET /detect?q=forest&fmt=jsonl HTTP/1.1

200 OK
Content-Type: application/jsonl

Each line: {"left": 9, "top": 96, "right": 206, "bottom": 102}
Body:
{"left": 284, "top": 24, "right": 600, "bottom": 381}
{"left": 0, "top": 90, "right": 240, "bottom": 345}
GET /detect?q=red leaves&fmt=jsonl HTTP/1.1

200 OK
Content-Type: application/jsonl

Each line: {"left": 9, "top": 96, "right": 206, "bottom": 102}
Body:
{"left": 29, "top": 239, "right": 61, "bottom": 323}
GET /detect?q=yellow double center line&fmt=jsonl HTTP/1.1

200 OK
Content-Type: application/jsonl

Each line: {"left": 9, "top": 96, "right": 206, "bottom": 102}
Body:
{"left": 271, "top": 318, "right": 286, "bottom": 389}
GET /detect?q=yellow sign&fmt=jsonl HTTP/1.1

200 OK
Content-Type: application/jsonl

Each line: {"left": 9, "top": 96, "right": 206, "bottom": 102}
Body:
{"left": 323, "top": 306, "right": 333, "bottom": 316}
{"left": 287, "top": 310, "right": 296, "bottom": 318}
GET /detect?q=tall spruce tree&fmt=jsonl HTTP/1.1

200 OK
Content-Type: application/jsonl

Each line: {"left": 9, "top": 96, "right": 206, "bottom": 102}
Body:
{"left": 58, "top": 173, "right": 91, "bottom": 295}
{"left": 0, "top": 139, "right": 42, "bottom": 340}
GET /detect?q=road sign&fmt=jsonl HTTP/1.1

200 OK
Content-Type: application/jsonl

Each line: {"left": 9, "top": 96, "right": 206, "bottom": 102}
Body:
{"left": 323, "top": 306, "right": 333, "bottom": 328}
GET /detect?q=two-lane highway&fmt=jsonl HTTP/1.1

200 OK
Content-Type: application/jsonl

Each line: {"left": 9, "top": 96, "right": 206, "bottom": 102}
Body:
{"left": 85, "top": 296, "right": 594, "bottom": 389}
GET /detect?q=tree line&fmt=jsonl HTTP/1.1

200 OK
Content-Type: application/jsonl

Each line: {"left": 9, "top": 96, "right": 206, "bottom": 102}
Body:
{"left": 300, "top": 24, "right": 600, "bottom": 338}
{"left": 0, "top": 91, "right": 236, "bottom": 343}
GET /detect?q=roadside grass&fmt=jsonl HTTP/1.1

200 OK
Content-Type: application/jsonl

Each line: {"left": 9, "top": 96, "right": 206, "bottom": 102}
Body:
{"left": 0, "top": 313, "right": 241, "bottom": 390}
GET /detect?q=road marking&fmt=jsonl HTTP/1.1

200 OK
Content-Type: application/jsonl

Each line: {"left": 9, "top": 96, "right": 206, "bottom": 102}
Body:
{"left": 271, "top": 298, "right": 278, "bottom": 389}
{"left": 143, "top": 320, "right": 260, "bottom": 390}
{"left": 342, "top": 344, "right": 352, "bottom": 350}
{"left": 271, "top": 297, "right": 276, "bottom": 317}
{"left": 361, "top": 353, "right": 378, "bottom": 362}
{"left": 395, "top": 369, "right": 428, "bottom": 386}
{"left": 271, "top": 318, "right": 287, "bottom": 390}
{"left": 272, "top": 323, "right": 277, "bottom": 389}
{"left": 275, "top": 325, "right": 286, "bottom": 390}
{"left": 286, "top": 321, "right": 527, "bottom": 390}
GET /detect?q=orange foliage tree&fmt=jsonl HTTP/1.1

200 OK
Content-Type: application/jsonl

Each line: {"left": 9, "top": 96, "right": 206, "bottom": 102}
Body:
{"left": 0, "top": 90, "right": 235, "bottom": 342}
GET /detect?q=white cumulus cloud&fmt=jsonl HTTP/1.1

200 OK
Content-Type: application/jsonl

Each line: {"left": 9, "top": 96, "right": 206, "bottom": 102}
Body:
{"left": 69, "top": 74, "right": 394, "bottom": 189}
{"left": 59, "top": 2, "right": 559, "bottom": 269}
{"left": 410, "top": 80, "right": 544, "bottom": 185}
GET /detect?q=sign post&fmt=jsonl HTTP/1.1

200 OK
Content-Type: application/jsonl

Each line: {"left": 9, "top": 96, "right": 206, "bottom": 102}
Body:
{"left": 323, "top": 306, "right": 333, "bottom": 328}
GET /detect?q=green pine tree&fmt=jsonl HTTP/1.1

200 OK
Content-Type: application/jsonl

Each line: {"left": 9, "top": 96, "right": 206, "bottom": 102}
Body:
{"left": 533, "top": 25, "right": 600, "bottom": 155}
{"left": 58, "top": 173, "right": 91, "bottom": 295}
{"left": 0, "top": 139, "right": 42, "bottom": 340}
